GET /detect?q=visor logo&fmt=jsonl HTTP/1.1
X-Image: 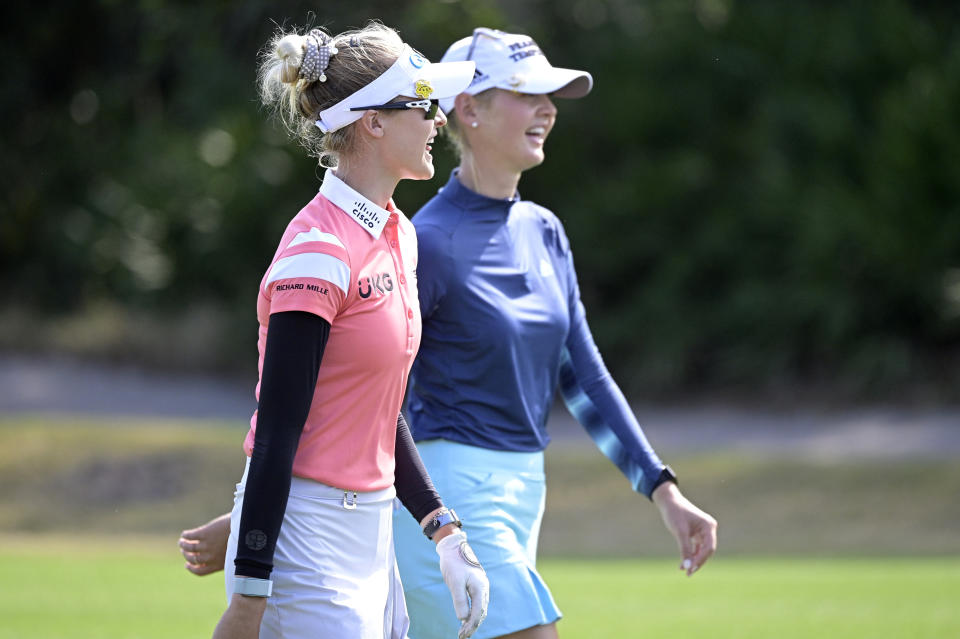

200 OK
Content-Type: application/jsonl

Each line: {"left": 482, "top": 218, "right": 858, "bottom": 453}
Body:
{"left": 414, "top": 79, "right": 434, "bottom": 99}
{"left": 409, "top": 52, "right": 425, "bottom": 68}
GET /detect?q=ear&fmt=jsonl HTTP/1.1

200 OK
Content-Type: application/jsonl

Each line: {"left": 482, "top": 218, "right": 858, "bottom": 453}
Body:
{"left": 356, "top": 109, "right": 386, "bottom": 139}
{"left": 454, "top": 93, "right": 478, "bottom": 122}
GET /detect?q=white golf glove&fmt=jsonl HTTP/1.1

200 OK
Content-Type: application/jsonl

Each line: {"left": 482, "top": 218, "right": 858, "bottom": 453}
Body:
{"left": 436, "top": 529, "right": 489, "bottom": 639}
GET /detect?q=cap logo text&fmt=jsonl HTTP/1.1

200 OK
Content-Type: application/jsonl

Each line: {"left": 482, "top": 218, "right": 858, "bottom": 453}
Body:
{"left": 507, "top": 39, "right": 542, "bottom": 62}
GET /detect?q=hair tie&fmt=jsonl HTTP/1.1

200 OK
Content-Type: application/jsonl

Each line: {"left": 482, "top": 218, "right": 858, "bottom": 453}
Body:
{"left": 300, "top": 29, "right": 338, "bottom": 83}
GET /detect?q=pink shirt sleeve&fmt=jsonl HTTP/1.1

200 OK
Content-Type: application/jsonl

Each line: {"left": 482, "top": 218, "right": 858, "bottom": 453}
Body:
{"left": 262, "top": 230, "right": 351, "bottom": 324}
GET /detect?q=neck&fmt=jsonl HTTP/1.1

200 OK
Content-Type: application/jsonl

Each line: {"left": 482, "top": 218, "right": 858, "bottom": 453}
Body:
{"left": 333, "top": 155, "right": 399, "bottom": 209}
{"left": 457, "top": 152, "right": 520, "bottom": 200}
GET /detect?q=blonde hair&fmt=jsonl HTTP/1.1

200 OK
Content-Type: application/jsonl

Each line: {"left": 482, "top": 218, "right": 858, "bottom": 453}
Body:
{"left": 442, "top": 89, "right": 496, "bottom": 159}
{"left": 258, "top": 21, "right": 405, "bottom": 166}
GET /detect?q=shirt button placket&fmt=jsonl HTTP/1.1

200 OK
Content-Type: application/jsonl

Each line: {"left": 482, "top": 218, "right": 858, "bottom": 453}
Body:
{"left": 386, "top": 220, "right": 415, "bottom": 354}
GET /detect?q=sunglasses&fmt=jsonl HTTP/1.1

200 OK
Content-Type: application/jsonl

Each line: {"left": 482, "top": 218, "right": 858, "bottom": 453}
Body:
{"left": 350, "top": 99, "right": 440, "bottom": 120}
{"left": 465, "top": 27, "right": 503, "bottom": 62}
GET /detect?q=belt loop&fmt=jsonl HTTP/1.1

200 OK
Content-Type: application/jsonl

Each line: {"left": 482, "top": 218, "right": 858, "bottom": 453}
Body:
{"left": 342, "top": 490, "right": 358, "bottom": 510}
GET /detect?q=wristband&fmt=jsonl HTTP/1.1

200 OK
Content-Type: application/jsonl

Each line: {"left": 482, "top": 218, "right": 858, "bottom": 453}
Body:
{"left": 422, "top": 507, "right": 462, "bottom": 540}
{"left": 233, "top": 576, "right": 273, "bottom": 597}
{"left": 650, "top": 465, "right": 678, "bottom": 495}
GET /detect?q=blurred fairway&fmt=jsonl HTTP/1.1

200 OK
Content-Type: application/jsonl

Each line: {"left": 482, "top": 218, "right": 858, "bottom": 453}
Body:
{"left": 2, "top": 415, "right": 958, "bottom": 556}
{"left": 0, "top": 536, "right": 956, "bottom": 639}
{"left": 0, "top": 415, "right": 958, "bottom": 637}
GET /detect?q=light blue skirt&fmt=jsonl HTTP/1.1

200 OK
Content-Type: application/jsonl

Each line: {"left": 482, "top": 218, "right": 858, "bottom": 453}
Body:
{"left": 393, "top": 440, "right": 561, "bottom": 639}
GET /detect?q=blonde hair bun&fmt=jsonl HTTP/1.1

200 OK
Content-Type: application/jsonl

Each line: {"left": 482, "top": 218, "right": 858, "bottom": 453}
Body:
{"left": 257, "top": 21, "right": 404, "bottom": 165}
{"left": 276, "top": 34, "right": 306, "bottom": 84}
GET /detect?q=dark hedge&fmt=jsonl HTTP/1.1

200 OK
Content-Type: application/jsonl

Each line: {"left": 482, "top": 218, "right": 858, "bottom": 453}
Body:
{"left": 2, "top": 0, "right": 958, "bottom": 399}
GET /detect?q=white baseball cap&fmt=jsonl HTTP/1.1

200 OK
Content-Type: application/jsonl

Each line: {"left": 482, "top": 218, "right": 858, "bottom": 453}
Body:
{"left": 437, "top": 27, "right": 594, "bottom": 113}
{"left": 316, "top": 44, "right": 476, "bottom": 133}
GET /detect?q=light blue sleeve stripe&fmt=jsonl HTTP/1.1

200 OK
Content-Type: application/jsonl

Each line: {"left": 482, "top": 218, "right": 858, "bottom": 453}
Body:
{"left": 558, "top": 347, "right": 665, "bottom": 497}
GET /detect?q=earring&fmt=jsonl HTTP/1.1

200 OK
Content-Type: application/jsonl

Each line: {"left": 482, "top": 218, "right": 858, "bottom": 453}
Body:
{"left": 470, "top": 121, "right": 479, "bottom": 128}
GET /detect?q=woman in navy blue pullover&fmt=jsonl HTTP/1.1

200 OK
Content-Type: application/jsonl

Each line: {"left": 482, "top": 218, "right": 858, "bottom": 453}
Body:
{"left": 388, "top": 28, "right": 718, "bottom": 639}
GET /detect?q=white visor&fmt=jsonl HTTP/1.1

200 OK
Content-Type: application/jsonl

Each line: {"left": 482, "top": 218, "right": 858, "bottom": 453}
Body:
{"left": 438, "top": 28, "right": 593, "bottom": 113}
{"left": 316, "top": 44, "right": 476, "bottom": 133}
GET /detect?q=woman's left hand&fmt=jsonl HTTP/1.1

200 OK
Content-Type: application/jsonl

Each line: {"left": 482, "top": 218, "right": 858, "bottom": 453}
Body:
{"left": 652, "top": 481, "right": 718, "bottom": 576}
{"left": 435, "top": 528, "right": 490, "bottom": 639}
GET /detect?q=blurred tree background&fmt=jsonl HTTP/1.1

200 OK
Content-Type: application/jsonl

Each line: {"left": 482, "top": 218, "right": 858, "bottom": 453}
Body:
{"left": 2, "top": 0, "right": 959, "bottom": 402}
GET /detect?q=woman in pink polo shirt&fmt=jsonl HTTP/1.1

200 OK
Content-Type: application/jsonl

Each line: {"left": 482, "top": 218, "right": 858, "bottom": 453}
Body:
{"left": 208, "top": 22, "right": 488, "bottom": 639}
{"left": 184, "top": 24, "right": 716, "bottom": 639}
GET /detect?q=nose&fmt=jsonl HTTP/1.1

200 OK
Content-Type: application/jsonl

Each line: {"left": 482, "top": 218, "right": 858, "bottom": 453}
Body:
{"left": 538, "top": 94, "right": 557, "bottom": 116}
{"left": 435, "top": 106, "right": 448, "bottom": 128}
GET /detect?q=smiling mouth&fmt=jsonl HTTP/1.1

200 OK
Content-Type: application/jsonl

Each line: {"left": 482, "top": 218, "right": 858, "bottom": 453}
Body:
{"left": 526, "top": 126, "right": 547, "bottom": 141}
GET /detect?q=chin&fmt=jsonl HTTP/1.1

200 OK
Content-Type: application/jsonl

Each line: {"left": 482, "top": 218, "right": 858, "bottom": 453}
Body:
{"left": 408, "top": 165, "right": 435, "bottom": 181}
{"left": 523, "top": 152, "right": 546, "bottom": 170}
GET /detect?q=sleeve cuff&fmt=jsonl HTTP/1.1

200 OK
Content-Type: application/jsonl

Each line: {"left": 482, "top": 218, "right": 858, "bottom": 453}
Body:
{"left": 234, "top": 559, "right": 273, "bottom": 581}
{"left": 648, "top": 465, "right": 678, "bottom": 498}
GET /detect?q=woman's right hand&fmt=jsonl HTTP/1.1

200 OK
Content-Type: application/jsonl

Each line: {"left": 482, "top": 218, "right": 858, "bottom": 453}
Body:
{"left": 211, "top": 593, "right": 268, "bottom": 639}
{"left": 652, "top": 481, "right": 718, "bottom": 576}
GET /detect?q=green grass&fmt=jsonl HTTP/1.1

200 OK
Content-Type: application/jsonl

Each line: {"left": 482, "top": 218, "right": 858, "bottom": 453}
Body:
{"left": 0, "top": 535, "right": 225, "bottom": 639}
{"left": 2, "top": 415, "right": 959, "bottom": 637}
{"left": 542, "top": 557, "right": 960, "bottom": 638}
{"left": 1, "top": 536, "right": 957, "bottom": 638}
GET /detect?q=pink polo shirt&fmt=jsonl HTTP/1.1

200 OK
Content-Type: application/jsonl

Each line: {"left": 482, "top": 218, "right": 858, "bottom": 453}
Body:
{"left": 243, "top": 170, "right": 421, "bottom": 492}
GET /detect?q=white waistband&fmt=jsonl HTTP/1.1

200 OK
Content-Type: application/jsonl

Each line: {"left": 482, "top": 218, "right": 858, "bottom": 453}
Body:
{"left": 240, "top": 457, "right": 397, "bottom": 503}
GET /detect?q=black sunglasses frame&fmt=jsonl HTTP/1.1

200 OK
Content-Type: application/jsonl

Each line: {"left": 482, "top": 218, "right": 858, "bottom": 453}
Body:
{"left": 349, "top": 99, "right": 440, "bottom": 120}
{"left": 465, "top": 28, "right": 502, "bottom": 62}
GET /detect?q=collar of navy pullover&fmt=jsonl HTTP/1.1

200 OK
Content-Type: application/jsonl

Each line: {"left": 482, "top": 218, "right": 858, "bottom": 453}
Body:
{"left": 437, "top": 169, "right": 520, "bottom": 214}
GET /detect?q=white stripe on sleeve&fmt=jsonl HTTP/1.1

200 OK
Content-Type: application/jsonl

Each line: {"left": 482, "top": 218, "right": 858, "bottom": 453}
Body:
{"left": 265, "top": 253, "right": 350, "bottom": 294}
{"left": 287, "top": 227, "right": 346, "bottom": 249}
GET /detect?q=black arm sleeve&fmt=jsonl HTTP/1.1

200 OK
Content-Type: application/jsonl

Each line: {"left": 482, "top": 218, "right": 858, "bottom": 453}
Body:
{"left": 394, "top": 411, "right": 443, "bottom": 524}
{"left": 234, "top": 311, "right": 330, "bottom": 580}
